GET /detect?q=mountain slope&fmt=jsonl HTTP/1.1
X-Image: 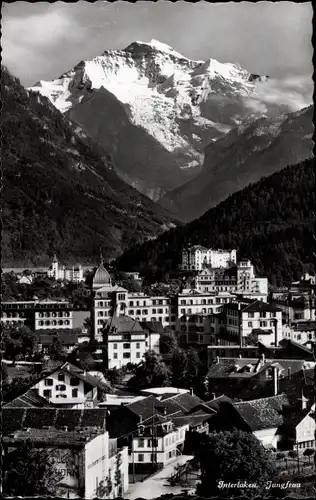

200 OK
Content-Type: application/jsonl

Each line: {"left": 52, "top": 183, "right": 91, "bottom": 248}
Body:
{"left": 29, "top": 40, "right": 282, "bottom": 197}
{"left": 162, "top": 105, "right": 314, "bottom": 221}
{"left": 115, "top": 158, "right": 315, "bottom": 286}
{"left": 2, "top": 66, "right": 176, "bottom": 267}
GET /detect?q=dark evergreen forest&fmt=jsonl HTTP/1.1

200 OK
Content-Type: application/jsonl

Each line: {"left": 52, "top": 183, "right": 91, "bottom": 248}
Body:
{"left": 115, "top": 158, "right": 315, "bottom": 286}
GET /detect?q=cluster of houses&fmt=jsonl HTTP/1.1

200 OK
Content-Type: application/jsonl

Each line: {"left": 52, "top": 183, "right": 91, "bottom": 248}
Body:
{"left": 2, "top": 349, "right": 315, "bottom": 498}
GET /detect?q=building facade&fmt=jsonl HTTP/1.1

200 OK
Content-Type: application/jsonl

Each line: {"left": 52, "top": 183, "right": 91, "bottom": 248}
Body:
{"left": 180, "top": 247, "right": 237, "bottom": 271}
{"left": 209, "top": 299, "right": 283, "bottom": 347}
{"left": 2, "top": 300, "right": 74, "bottom": 331}
{"left": 33, "top": 362, "right": 106, "bottom": 408}
{"left": 47, "top": 254, "right": 84, "bottom": 282}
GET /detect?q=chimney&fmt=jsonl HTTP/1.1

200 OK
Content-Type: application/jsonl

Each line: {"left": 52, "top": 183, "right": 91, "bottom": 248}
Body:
{"left": 261, "top": 354, "right": 265, "bottom": 365}
{"left": 163, "top": 406, "right": 167, "bottom": 416}
{"left": 216, "top": 356, "right": 220, "bottom": 364}
{"left": 273, "top": 366, "right": 279, "bottom": 396}
{"left": 288, "top": 367, "right": 291, "bottom": 380}
{"left": 190, "top": 387, "right": 194, "bottom": 396}
{"left": 211, "top": 393, "right": 216, "bottom": 400}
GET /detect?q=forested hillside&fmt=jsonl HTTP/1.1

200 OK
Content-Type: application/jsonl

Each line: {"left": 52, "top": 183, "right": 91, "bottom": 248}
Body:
{"left": 115, "top": 158, "right": 315, "bottom": 286}
{"left": 2, "top": 67, "right": 176, "bottom": 266}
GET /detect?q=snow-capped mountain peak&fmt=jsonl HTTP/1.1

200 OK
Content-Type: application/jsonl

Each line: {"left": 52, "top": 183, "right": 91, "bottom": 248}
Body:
{"left": 28, "top": 40, "right": 289, "bottom": 198}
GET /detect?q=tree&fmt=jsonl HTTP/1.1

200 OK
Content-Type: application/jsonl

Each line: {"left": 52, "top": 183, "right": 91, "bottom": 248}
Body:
{"left": 2, "top": 441, "right": 63, "bottom": 496}
{"left": 196, "top": 429, "right": 277, "bottom": 498}
{"left": 128, "top": 350, "right": 171, "bottom": 390}
{"left": 160, "top": 331, "right": 178, "bottom": 354}
{"left": 47, "top": 334, "right": 67, "bottom": 361}
{"left": 2, "top": 325, "right": 37, "bottom": 364}
{"left": 303, "top": 448, "right": 314, "bottom": 464}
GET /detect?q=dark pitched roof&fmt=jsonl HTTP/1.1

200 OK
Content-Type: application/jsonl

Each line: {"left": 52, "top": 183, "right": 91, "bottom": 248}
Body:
{"left": 171, "top": 411, "right": 211, "bottom": 429}
{"left": 2, "top": 428, "right": 102, "bottom": 446}
{"left": 160, "top": 393, "right": 203, "bottom": 413}
{"left": 59, "top": 363, "right": 107, "bottom": 389}
{"left": 3, "top": 389, "right": 54, "bottom": 409}
{"left": 2, "top": 408, "right": 107, "bottom": 435}
{"left": 232, "top": 393, "right": 290, "bottom": 431}
{"left": 140, "top": 321, "right": 164, "bottom": 334}
{"left": 127, "top": 395, "right": 182, "bottom": 421}
{"left": 283, "top": 408, "right": 310, "bottom": 430}
{"left": 104, "top": 315, "right": 143, "bottom": 334}
{"left": 204, "top": 395, "right": 235, "bottom": 412}
{"left": 207, "top": 357, "right": 306, "bottom": 380}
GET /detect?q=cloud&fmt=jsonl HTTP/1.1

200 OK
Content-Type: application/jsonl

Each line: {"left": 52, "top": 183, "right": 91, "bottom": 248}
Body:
{"left": 245, "top": 74, "right": 313, "bottom": 115}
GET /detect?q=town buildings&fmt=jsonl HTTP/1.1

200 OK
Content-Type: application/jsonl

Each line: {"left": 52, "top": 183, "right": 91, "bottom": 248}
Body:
{"left": 208, "top": 298, "right": 283, "bottom": 347}
{"left": 180, "top": 247, "right": 237, "bottom": 271}
{"left": 47, "top": 254, "right": 84, "bottom": 283}
{"left": 196, "top": 258, "right": 268, "bottom": 298}
{"left": 2, "top": 407, "right": 129, "bottom": 499}
{"left": 32, "top": 362, "right": 108, "bottom": 408}
{"left": 2, "top": 299, "right": 74, "bottom": 330}
{"left": 102, "top": 316, "right": 160, "bottom": 370}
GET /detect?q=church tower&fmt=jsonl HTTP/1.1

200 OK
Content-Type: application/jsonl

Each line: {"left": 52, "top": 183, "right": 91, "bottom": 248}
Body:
{"left": 52, "top": 253, "right": 59, "bottom": 280}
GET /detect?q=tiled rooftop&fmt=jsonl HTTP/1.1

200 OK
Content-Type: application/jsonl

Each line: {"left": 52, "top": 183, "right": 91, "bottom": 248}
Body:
{"left": 232, "top": 394, "right": 290, "bottom": 431}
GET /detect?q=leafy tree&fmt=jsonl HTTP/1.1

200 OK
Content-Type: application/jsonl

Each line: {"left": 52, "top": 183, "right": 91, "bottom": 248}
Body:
{"left": 2, "top": 441, "right": 63, "bottom": 496}
{"left": 47, "top": 334, "right": 68, "bottom": 361}
{"left": 2, "top": 325, "right": 37, "bottom": 364}
{"left": 128, "top": 350, "right": 171, "bottom": 390}
{"left": 196, "top": 429, "right": 277, "bottom": 498}
{"left": 303, "top": 448, "right": 314, "bottom": 464}
{"left": 2, "top": 374, "right": 40, "bottom": 403}
{"left": 160, "top": 331, "right": 178, "bottom": 355}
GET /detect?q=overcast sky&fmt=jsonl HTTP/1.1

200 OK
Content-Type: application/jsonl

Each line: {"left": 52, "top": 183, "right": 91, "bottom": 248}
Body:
{"left": 2, "top": 1, "right": 313, "bottom": 89}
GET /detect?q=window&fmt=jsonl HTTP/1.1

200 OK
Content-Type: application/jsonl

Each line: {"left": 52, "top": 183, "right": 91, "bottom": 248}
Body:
{"left": 72, "top": 389, "right": 78, "bottom": 398}
{"left": 123, "top": 334, "right": 131, "bottom": 341}
{"left": 260, "top": 321, "right": 267, "bottom": 328}
{"left": 138, "top": 439, "right": 144, "bottom": 448}
{"left": 248, "top": 322, "right": 253, "bottom": 327}
{"left": 58, "top": 373, "right": 65, "bottom": 382}
{"left": 123, "top": 343, "right": 130, "bottom": 349}
{"left": 136, "top": 353, "right": 141, "bottom": 358}
{"left": 129, "top": 310, "right": 134, "bottom": 315}
{"left": 57, "top": 384, "right": 66, "bottom": 391}
{"left": 158, "top": 309, "right": 163, "bottom": 314}
{"left": 129, "top": 301, "right": 134, "bottom": 306}
{"left": 260, "top": 312, "right": 266, "bottom": 318}
{"left": 70, "top": 377, "right": 79, "bottom": 386}
{"left": 43, "top": 390, "right": 52, "bottom": 398}
{"left": 142, "top": 310, "right": 148, "bottom": 315}
{"left": 113, "top": 343, "right": 118, "bottom": 349}
{"left": 118, "top": 293, "right": 126, "bottom": 301}
{"left": 113, "top": 353, "right": 118, "bottom": 359}
{"left": 123, "top": 353, "right": 130, "bottom": 359}
{"left": 136, "top": 310, "right": 141, "bottom": 315}
{"left": 45, "top": 379, "right": 53, "bottom": 386}
{"left": 248, "top": 312, "right": 254, "bottom": 318}
{"left": 138, "top": 454, "right": 144, "bottom": 462}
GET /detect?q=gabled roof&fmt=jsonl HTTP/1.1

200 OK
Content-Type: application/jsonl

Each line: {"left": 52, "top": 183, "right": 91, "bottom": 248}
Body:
{"left": 126, "top": 395, "right": 181, "bottom": 421}
{"left": 160, "top": 392, "right": 203, "bottom": 413}
{"left": 140, "top": 321, "right": 165, "bottom": 334}
{"left": 232, "top": 394, "right": 290, "bottom": 431}
{"left": 2, "top": 408, "right": 108, "bottom": 435}
{"left": 204, "top": 395, "right": 235, "bottom": 412}
{"left": 104, "top": 315, "right": 143, "bottom": 334}
{"left": 283, "top": 408, "right": 311, "bottom": 430}
{"left": 207, "top": 357, "right": 306, "bottom": 380}
{"left": 3, "top": 389, "right": 54, "bottom": 409}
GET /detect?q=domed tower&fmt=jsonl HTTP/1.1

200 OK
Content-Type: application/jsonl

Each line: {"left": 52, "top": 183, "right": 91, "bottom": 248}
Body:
{"left": 92, "top": 250, "right": 112, "bottom": 290}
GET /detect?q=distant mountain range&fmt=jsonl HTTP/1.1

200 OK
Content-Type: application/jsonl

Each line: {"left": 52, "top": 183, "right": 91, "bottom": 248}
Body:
{"left": 161, "top": 105, "right": 314, "bottom": 221}
{"left": 2, "top": 66, "right": 176, "bottom": 267}
{"left": 115, "top": 158, "right": 315, "bottom": 286}
{"left": 30, "top": 39, "right": 295, "bottom": 200}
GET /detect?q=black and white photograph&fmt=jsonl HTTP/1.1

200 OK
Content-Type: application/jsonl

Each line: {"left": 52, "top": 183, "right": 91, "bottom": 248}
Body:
{"left": 1, "top": 1, "right": 315, "bottom": 498}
